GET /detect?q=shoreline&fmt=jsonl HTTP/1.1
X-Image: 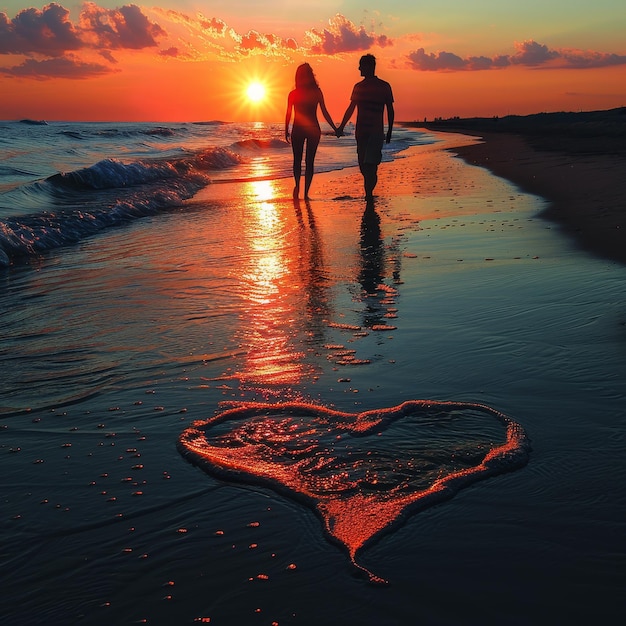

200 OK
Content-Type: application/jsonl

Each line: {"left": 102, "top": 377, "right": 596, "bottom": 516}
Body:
{"left": 405, "top": 109, "right": 626, "bottom": 264}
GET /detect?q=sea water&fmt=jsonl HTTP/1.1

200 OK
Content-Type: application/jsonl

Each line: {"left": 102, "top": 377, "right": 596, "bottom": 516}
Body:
{"left": 0, "top": 119, "right": 427, "bottom": 267}
{"left": 1, "top": 121, "right": 625, "bottom": 625}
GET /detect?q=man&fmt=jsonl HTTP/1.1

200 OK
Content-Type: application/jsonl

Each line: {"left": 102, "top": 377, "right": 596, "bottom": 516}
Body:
{"left": 336, "top": 54, "right": 395, "bottom": 201}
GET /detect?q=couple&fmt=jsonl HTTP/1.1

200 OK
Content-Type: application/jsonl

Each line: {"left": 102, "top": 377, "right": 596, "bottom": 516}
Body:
{"left": 285, "top": 54, "right": 394, "bottom": 201}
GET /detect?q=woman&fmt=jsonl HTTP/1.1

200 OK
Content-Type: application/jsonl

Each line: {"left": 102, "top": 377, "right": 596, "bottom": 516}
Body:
{"left": 285, "top": 63, "right": 337, "bottom": 199}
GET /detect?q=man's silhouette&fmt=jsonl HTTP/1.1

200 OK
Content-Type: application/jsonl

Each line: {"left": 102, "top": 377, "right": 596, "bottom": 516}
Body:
{"left": 337, "top": 54, "right": 395, "bottom": 200}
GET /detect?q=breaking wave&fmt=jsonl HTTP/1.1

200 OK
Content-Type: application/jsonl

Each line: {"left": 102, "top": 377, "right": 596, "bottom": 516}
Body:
{"left": 0, "top": 147, "right": 241, "bottom": 267}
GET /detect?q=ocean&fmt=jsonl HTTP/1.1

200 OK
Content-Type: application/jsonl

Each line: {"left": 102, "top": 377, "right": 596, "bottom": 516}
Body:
{"left": 1, "top": 120, "right": 625, "bottom": 625}
{"left": 0, "top": 119, "right": 424, "bottom": 268}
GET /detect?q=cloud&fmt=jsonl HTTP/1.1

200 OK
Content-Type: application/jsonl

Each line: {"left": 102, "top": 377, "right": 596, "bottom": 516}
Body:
{"left": 199, "top": 16, "right": 228, "bottom": 36}
{"left": 1, "top": 4, "right": 394, "bottom": 78}
{"left": 509, "top": 40, "right": 559, "bottom": 66}
{"left": 0, "top": 55, "right": 115, "bottom": 79}
{"left": 225, "top": 28, "right": 296, "bottom": 58}
{"left": 559, "top": 48, "right": 626, "bottom": 69}
{"left": 406, "top": 39, "right": 626, "bottom": 71}
{"left": 151, "top": 8, "right": 226, "bottom": 39}
{"left": 0, "top": 2, "right": 168, "bottom": 79}
{"left": 159, "top": 46, "right": 179, "bottom": 58}
{"left": 155, "top": 11, "right": 390, "bottom": 59}
{"left": 150, "top": 7, "right": 299, "bottom": 61}
{"left": 4, "top": 4, "right": 625, "bottom": 81}
{"left": 305, "top": 14, "right": 393, "bottom": 55}
{"left": 237, "top": 30, "right": 275, "bottom": 52}
{"left": 406, "top": 49, "right": 465, "bottom": 71}
{"left": 98, "top": 49, "right": 117, "bottom": 64}
{"left": 78, "top": 3, "right": 166, "bottom": 50}
{"left": 0, "top": 2, "right": 166, "bottom": 56}
{"left": 0, "top": 3, "right": 82, "bottom": 56}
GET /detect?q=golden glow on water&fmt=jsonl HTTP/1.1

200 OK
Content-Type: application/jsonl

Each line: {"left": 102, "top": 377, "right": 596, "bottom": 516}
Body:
{"left": 246, "top": 181, "right": 284, "bottom": 304}
{"left": 234, "top": 178, "right": 321, "bottom": 387}
{"left": 250, "top": 178, "right": 276, "bottom": 203}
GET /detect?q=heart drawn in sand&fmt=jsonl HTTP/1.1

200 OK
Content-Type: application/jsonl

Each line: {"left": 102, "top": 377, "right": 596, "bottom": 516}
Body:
{"left": 178, "top": 400, "right": 529, "bottom": 583}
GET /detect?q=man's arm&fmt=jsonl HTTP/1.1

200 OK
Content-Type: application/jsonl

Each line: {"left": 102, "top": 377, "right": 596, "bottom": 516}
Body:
{"left": 336, "top": 101, "right": 356, "bottom": 137}
{"left": 385, "top": 101, "right": 394, "bottom": 143}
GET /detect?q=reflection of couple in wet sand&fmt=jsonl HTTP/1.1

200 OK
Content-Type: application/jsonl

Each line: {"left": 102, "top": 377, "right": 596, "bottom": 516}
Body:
{"left": 285, "top": 54, "right": 395, "bottom": 201}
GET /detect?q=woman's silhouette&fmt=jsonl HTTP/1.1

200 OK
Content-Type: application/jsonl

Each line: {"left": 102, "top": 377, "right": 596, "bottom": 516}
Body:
{"left": 285, "top": 63, "right": 337, "bottom": 199}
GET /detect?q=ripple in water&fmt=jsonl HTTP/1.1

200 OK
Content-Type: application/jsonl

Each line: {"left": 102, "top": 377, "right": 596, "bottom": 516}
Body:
{"left": 178, "top": 400, "right": 530, "bottom": 583}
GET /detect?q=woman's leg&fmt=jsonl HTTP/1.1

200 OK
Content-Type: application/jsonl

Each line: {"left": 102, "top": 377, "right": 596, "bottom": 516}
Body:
{"left": 291, "top": 129, "right": 305, "bottom": 198}
{"left": 303, "top": 132, "right": 321, "bottom": 199}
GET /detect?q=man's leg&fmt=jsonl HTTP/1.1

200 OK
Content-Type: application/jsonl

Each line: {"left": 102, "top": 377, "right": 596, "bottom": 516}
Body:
{"left": 357, "top": 133, "right": 383, "bottom": 199}
{"left": 362, "top": 163, "right": 378, "bottom": 200}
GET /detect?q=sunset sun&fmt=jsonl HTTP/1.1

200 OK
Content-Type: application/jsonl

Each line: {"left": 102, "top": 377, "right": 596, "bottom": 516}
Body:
{"left": 229, "top": 69, "right": 281, "bottom": 120}
{"left": 246, "top": 82, "right": 266, "bottom": 103}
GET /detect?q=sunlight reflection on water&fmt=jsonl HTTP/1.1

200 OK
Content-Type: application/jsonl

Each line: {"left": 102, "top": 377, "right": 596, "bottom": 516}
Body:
{"left": 235, "top": 178, "right": 319, "bottom": 386}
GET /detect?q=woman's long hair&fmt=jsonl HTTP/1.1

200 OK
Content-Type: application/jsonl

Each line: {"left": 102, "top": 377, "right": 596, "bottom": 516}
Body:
{"left": 294, "top": 63, "right": 319, "bottom": 89}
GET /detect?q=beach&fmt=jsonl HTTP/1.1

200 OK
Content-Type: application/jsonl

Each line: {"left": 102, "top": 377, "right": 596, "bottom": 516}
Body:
{"left": 414, "top": 107, "right": 626, "bottom": 265}
{"left": 2, "top": 123, "right": 626, "bottom": 625}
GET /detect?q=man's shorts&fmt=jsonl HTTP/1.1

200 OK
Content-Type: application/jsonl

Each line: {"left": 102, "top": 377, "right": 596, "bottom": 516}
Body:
{"left": 356, "top": 133, "right": 385, "bottom": 165}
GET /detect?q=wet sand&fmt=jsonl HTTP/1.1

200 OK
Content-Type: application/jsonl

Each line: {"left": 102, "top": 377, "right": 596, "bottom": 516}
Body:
{"left": 408, "top": 107, "right": 626, "bottom": 264}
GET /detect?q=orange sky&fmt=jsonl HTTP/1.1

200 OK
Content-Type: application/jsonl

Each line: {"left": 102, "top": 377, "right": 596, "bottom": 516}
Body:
{"left": 1, "top": 2, "right": 625, "bottom": 122}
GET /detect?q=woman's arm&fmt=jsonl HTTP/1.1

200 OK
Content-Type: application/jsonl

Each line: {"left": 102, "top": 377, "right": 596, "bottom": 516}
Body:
{"left": 285, "top": 91, "right": 294, "bottom": 143}
{"left": 318, "top": 91, "right": 337, "bottom": 132}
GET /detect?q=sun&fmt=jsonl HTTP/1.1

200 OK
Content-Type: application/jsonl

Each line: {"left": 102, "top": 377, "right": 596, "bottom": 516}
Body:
{"left": 246, "top": 82, "right": 266, "bottom": 103}
{"left": 228, "top": 66, "right": 282, "bottom": 121}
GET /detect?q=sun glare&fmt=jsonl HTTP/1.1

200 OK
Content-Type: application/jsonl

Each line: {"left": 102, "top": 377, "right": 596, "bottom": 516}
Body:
{"left": 246, "top": 82, "right": 266, "bottom": 103}
{"left": 229, "top": 67, "right": 282, "bottom": 121}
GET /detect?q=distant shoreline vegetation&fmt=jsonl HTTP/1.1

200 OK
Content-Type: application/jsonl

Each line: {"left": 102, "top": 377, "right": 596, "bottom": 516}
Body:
{"left": 403, "top": 106, "right": 626, "bottom": 139}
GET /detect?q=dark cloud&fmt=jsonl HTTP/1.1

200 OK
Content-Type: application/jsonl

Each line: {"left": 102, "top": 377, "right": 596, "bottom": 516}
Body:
{"left": 306, "top": 14, "right": 393, "bottom": 55}
{"left": 407, "top": 39, "right": 626, "bottom": 71}
{"left": 0, "top": 3, "right": 82, "bottom": 56}
{"left": 159, "top": 46, "right": 179, "bottom": 58}
{"left": 0, "top": 2, "right": 168, "bottom": 80}
{"left": 406, "top": 48, "right": 465, "bottom": 71}
{"left": 510, "top": 40, "right": 559, "bottom": 66}
{"left": 0, "top": 56, "right": 114, "bottom": 79}
{"left": 0, "top": 2, "right": 166, "bottom": 56}
{"left": 560, "top": 49, "right": 626, "bottom": 69}
{"left": 79, "top": 2, "right": 166, "bottom": 50}
{"left": 98, "top": 49, "right": 117, "bottom": 64}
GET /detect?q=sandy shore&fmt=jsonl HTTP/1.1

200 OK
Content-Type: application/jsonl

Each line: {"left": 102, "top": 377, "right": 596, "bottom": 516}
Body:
{"left": 407, "top": 107, "right": 626, "bottom": 264}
